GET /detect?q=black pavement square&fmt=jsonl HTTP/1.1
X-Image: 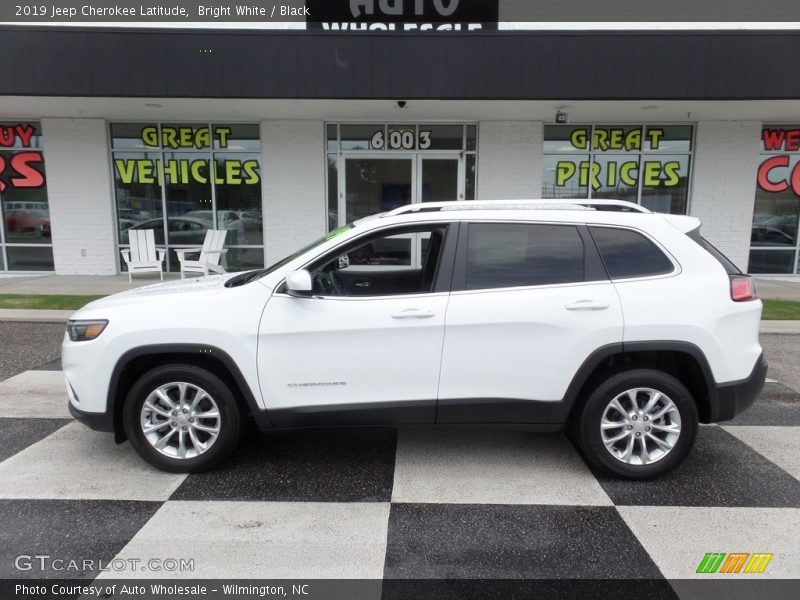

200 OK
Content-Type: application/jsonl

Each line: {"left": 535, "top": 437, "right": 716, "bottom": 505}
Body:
{"left": 594, "top": 425, "right": 800, "bottom": 507}
{"left": 0, "top": 417, "right": 70, "bottom": 463}
{"left": 170, "top": 426, "right": 397, "bottom": 502}
{"left": 383, "top": 503, "right": 664, "bottom": 579}
{"left": 0, "top": 499, "right": 161, "bottom": 579}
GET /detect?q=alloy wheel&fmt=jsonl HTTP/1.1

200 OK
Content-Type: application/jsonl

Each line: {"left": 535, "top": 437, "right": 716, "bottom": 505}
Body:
{"left": 599, "top": 387, "right": 682, "bottom": 466}
{"left": 140, "top": 382, "right": 221, "bottom": 459}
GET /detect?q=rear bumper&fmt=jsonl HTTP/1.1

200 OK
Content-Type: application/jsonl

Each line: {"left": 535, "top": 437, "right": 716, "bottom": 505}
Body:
{"left": 711, "top": 353, "right": 768, "bottom": 422}
{"left": 68, "top": 401, "right": 114, "bottom": 433}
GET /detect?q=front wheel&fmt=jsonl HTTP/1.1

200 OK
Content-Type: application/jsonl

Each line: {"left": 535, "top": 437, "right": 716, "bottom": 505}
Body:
{"left": 123, "top": 364, "right": 242, "bottom": 473}
{"left": 576, "top": 368, "right": 698, "bottom": 479}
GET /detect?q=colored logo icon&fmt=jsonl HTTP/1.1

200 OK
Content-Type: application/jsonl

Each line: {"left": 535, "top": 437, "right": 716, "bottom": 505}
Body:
{"left": 696, "top": 552, "right": 773, "bottom": 574}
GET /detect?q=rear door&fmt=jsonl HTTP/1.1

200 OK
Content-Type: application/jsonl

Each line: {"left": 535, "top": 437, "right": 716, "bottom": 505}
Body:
{"left": 437, "top": 221, "right": 624, "bottom": 423}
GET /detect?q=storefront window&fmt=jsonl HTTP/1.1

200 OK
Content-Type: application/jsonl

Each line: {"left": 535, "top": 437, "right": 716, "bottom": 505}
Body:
{"left": 541, "top": 124, "right": 693, "bottom": 214}
{"left": 0, "top": 121, "right": 54, "bottom": 271}
{"left": 111, "top": 123, "right": 263, "bottom": 272}
{"left": 749, "top": 126, "right": 800, "bottom": 274}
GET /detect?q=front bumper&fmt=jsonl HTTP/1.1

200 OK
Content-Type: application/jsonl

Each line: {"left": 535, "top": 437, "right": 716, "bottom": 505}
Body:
{"left": 68, "top": 401, "right": 114, "bottom": 433}
{"left": 711, "top": 353, "right": 768, "bottom": 422}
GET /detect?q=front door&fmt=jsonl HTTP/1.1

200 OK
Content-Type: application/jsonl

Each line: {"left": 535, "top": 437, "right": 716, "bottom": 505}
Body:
{"left": 257, "top": 223, "right": 456, "bottom": 427}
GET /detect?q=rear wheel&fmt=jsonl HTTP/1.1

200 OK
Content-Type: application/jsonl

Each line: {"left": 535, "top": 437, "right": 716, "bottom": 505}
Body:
{"left": 576, "top": 368, "right": 698, "bottom": 479}
{"left": 123, "top": 364, "right": 242, "bottom": 473}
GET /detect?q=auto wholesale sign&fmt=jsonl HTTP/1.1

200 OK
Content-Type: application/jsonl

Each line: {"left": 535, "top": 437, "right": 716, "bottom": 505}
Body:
{"left": 0, "top": 123, "right": 45, "bottom": 193}
{"left": 305, "top": 0, "right": 499, "bottom": 30}
{"left": 757, "top": 127, "right": 800, "bottom": 196}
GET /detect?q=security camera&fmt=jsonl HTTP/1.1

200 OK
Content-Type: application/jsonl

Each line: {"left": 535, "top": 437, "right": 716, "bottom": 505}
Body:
{"left": 555, "top": 110, "right": 569, "bottom": 124}
{"left": 396, "top": 100, "right": 407, "bottom": 108}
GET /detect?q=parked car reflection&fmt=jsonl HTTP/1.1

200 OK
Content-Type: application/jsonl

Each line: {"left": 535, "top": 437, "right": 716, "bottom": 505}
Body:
{"left": 4, "top": 208, "right": 51, "bottom": 238}
{"left": 751, "top": 224, "right": 796, "bottom": 246}
{"left": 119, "top": 213, "right": 248, "bottom": 246}
{"left": 184, "top": 210, "right": 247, "bottom": 244}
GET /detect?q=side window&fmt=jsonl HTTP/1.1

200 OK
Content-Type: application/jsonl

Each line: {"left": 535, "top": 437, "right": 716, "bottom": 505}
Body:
{"left": 465, "top": 223, "right": 585, "bottom": 290}
{"left": 590, "top": 226, "right": 674, "bottom": 279}
{"left": 307, "top": 225, "right": 448, "bottom": 296}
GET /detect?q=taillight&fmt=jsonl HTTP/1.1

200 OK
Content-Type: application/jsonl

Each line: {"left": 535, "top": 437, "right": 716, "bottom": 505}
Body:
{"left": 730, "top": 276, "right": 758, "bottom": 302}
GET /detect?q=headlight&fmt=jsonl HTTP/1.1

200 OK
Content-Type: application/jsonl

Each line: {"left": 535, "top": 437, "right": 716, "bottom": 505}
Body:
{"left": 67, "top": 320, "right": 108, "bottom": 341}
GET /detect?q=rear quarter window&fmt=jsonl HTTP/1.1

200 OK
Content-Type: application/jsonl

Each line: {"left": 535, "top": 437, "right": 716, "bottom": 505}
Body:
{"left": 590, "top": 226, "right": 674, "bottom": 279}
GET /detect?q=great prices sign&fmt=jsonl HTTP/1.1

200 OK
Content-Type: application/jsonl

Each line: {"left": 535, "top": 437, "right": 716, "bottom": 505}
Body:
{"left": 553, "top": 127, "right": 682, "bottom": 191}
{"left": 0, "top": 123, "right": 45, "bottom": 193}
{"left": 757, "top": 128, "right": 800, "bottom": 195}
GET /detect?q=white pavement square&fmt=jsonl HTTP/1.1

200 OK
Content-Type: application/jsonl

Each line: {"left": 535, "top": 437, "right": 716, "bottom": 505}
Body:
{"left": 724, "top": 426, "right": 800, "bottom": 482}
{"left": 0, "top": 422, "right": 186, "bottom": 501}
{"left": 391, "top": 429, "right": 612, "bottom": 506}
{"left": 618, "top": 506, "right": 800, "bottom": 579}
{"left": 0, "top": 370, "right": 70, "bottom": 418}
{"left": 99, "top": 501, "right": 391, "bottom": 579}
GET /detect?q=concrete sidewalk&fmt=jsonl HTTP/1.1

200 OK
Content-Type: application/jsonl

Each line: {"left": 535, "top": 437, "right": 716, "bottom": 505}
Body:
{"left": 755, "top": 278, "right": 800, "bottom": 301}
{"left": 0, "top": 273, "right": 180, "bottom": 295}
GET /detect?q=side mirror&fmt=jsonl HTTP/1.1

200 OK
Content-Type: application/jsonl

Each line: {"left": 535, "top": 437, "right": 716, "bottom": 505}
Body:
{"left": 285, "top": 269, "right": 313, "bottom": 297}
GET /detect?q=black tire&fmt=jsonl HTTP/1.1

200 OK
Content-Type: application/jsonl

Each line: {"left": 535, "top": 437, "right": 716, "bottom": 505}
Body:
{"left": 576, "top": 368, "right": 698, "bottom": 480}
{"left": 123, "top": 364, "right": 242, "bottom": 473}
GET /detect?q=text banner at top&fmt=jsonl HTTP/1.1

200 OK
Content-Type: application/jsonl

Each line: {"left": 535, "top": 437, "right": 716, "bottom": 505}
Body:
{"left": 2, "top": 0, "right": 800, "bottom": 24}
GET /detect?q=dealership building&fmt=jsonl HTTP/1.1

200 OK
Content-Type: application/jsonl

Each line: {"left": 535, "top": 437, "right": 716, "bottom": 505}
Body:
{"left": 2, "top": 22, "right": 800, "bottom": 276}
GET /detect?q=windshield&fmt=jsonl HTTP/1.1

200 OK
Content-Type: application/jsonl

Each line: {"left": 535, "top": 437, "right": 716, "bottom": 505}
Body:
{"left": 248, "top": 224, "right": 354, "bottom": 282}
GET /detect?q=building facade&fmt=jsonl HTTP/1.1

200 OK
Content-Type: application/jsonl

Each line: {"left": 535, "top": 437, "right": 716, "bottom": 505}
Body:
{"left": 1, "top": 26, "right": 800, "bottom": 275}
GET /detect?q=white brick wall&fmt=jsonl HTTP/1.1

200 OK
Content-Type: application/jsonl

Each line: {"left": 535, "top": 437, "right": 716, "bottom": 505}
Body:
{"left": 41, "top": 118, "right": 117, "bottom": 275}
{"left": 689, "top": 121, "right": 762, "bottom": 271}
{"left": 477, "top": 121, "right": 542, "bottom": 199}
{"left": 261, "top": 120, "right": 326, "bottom": 264}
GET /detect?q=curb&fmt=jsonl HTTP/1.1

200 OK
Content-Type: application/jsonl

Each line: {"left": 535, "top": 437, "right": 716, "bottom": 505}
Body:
{"left": 0, "top": 309, "right": 74, "bottom": 323}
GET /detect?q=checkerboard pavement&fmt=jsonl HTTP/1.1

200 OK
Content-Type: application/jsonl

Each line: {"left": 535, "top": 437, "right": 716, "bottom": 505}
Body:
{"left": 1, "top": 362, "right": 799, "bottom": 592}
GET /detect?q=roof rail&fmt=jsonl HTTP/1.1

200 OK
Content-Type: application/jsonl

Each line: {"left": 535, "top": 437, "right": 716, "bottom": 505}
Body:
{"left": 383, "top": 199, "right": 651, "bottom": 217}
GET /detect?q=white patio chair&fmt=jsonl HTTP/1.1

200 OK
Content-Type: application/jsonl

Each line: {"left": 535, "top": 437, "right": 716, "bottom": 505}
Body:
{"left": 175, "top": 229, "right": 229, "bottom": 279}
{"left": 120, "top": 229, "right": 165, "bottom": 282}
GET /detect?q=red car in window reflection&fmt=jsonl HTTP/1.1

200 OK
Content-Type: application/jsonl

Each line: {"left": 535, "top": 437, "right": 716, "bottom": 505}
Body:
{"left": 4, "top": 209, "right": 51, "bottom": 238}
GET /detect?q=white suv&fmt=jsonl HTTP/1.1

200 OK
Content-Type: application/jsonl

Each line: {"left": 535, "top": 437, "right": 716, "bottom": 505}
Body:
{"left": 63, "top": 199, "right": 766, "bottom": 479}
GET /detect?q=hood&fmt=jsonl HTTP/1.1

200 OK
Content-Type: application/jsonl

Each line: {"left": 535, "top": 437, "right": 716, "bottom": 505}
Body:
{"left": 77, "top": 273, "right": 238, "bottom": 313}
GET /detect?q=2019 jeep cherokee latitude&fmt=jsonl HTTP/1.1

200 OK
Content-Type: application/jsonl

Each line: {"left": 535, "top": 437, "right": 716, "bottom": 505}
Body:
{"left": 63, "top": 199, "right": 767, "bottom": 479}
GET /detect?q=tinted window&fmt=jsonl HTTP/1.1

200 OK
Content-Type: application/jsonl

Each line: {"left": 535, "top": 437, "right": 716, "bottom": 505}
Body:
{"left": 465, "top": 223, "right": 584, "bottom": 290}
{"left": 590, "top": 227, "right": 673, "bottom": 279}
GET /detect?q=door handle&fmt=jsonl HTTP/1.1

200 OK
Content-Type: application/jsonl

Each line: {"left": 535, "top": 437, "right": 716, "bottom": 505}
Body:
{"left": 565, "top": 299, "right": 610, "bottom": 311}
{"left": 391, "top": 308, "right": 436, "bottom": 319}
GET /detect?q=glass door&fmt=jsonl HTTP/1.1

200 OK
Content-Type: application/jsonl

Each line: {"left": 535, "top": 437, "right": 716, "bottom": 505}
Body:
{"left": 340, "top": 155, "right": 417, "bottom": 268}
{"left": 340, "top": 156, "right": 414, "bottom": 225}
{"left": 417, "top": 155, "right": 463, "bottom": 203}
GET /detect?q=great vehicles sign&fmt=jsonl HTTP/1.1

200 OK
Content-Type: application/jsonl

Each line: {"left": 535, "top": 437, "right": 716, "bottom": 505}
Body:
{"left": 113, "top": 125, "right": 260, "bottom": 186}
